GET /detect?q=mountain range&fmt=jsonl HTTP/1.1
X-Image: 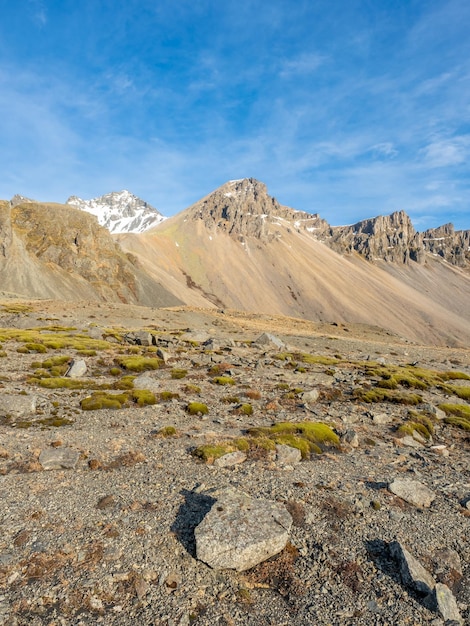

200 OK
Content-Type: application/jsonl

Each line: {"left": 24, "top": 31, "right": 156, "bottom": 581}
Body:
{"left": 2, "top": 179, "right": 470, "bottom": 346}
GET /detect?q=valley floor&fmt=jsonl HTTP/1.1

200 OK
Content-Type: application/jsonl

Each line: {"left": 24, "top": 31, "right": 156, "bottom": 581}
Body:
{"left": 0, "top": 300, "right": 469, "bottom": 625}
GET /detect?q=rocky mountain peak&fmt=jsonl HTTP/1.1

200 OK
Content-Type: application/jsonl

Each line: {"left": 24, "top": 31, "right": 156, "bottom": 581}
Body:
{"left": 66, "top": 190, "right": 166, "bottom": 234}
{"left": 187, "top": 178, "right": 328, "bottom": 240}
{"left": 9, "top": 194, "right": 36, "bottom": 207}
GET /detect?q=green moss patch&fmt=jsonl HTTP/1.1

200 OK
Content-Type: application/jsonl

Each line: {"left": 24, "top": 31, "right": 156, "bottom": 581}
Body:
{"left": 157, "top": 426, "right": 178, "bottom": 437}
{"left": 1, "top": 303, "right": 34, "bottom": 314}
{"left": 212, "top": 376, "right": 235, "bottom": 385}
{"left": 184, "top": 384, "right": 201, "bottom": 394}
{"left": 81, "top": 392, "right": 129, "bottom": 410}
{"left": 443, "top": 385, "right": 470, "bottom": 401}
{"left": 171, "top": 368, "right": 187, "bottom": 379}
{"left": 233, "top": 403, "right": 253, "bottom": 415}
{"left": 131, "top": 389, "right": 156, "bottom": 406}
{"left": 159, "top": 391, "right": 181, "bottom": 401}
{"left": 353, "top": 388, "right": 422, "bottom": 405}
{"left": 115, "top": 355, "right": 163, "bottom": 372}
{"left": 248, "top": 421, "right": 339, "bottom": 457}
{"left": 439, "top": 404, "right": 470, "bottom": 431}
{"left": 186, "top": 402, "right": 209, "bottom": 415}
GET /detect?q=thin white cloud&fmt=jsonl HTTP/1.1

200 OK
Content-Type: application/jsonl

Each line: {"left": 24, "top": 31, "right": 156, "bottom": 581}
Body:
{"left": 279, "top": 53, "right": 328, "bottom": 78}
{"left": 420, "top": 136, "right": 470, "bottom": 168}
{"left": 369, "top": 143, "right": 398, "bottom": 159}
{"left": 28, "top": 0, "right": 47, "bottom": 27}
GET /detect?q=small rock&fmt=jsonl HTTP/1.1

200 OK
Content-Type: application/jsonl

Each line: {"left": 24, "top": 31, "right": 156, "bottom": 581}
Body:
{"left": 253, "top": 333, "right": 285, "bottom": 350}
{"left": 88, "top": 326, "right": 104, "bottom": 340}
{"left": 65, "top": 359, "right": 87, "bottom": 378}
{"left": 275, "top": 444, "right": 302, "bottom": 465}
{"left": 39, "top": 447, "right": 80, "bottom": 470}
{"left": 430, "top": 445, "right": 450, "bottom": 457}
{"left": 388, "top": 479, "right": 436, "bottom": 508}
{"left": 433, "top": 548, "right": 463, "bottom": 591}
{"left": 389, "top": 541, "right": 436, "bottom": 595}
{"left": 133, "top": 373, "right": 160, "bottom": 393}
{"left": 397, "top": 435, "right": 424, "bottom": 449}
{"left": 214, "top": 451, "right": 247, "bottom": 468}
{"left": 125, "top": 330, "right": 153, "bottom": 346}
{"left": 434, "top": 583, "right": 463, "bottom": 625}
{"left": 156, "top": 348, "right": 170, "bottom": 362}
{"left": 341, "top": 429, "right": 359, "bottom": 448}
{"left": 422, "top": 403, "right": 447, "bottom": 420}
{"left": 371, "top": 412, "right": 392, "bottom": 425}
{"left": 302, "top": 389, "right": 320, "bottom": 403}
{"left": 96, "top": 495, "right": 116, "bottom": 509}
{"left": 0, "top": 394, "right": 37, "bottom": 418}
{"left": 460, "top": 496, "right": 470, "bottom": 510}
{"left": 195, "top": 488, "right": 293, "bottom": 571}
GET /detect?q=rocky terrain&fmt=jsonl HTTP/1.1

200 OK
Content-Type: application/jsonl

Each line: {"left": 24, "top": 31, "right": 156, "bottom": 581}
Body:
{"left": 66, "top": 191, "right": 166, "bottom": 235}
{"left": 0, "top": 298, "right": 469, "bottom": 625}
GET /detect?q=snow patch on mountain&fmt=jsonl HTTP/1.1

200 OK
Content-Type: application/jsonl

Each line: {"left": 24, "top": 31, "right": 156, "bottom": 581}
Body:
{"left": 66, "top": 190, "right": 166, "bottom": 234}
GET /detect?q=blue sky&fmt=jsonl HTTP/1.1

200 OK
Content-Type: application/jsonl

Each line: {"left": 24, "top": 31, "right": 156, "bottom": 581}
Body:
{"left": 1, "top": 0, "right": 469, "bottom": 230}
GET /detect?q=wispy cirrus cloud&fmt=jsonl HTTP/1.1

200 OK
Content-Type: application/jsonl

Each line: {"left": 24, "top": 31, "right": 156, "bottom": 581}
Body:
{"left": 28, "top": 0, "right": 47, "bottom": 27}
{"left": 279, "top": 53, "right": 328, "bottom": 78}
{"left": 420, "top": 135, "right": 470, "bottom": 168}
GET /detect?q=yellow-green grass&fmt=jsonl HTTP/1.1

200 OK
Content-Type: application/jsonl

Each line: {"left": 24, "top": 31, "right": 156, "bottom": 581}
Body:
{"left": 159, "top": 391, "right": 181, "bottom": 401}
{"left": 115, "top": 355, "right": 163, "bottom": 372}
{"left": 1, "top": 303, "right": 33, "bottom": 314}
{"left": 364, "top": 363, "right": 470, "bottom": 393}
{"left": 439, "top": 403, "right": 470, "bottom": 431}
{"left": 353, "top": 387, "right": 422, "bottom": 405}
{"left": 212, "top": 376, "right": 235, "bottom": 385}
{"left": 247, "top": 421, "right": 339, "bottom": 457}
{"left": 397, "top": 411, "right": 435, "bottom": 440}
{"left": 442, "top": 385, "right": 470, "bottom": 401}
{"left": 171, "top": 368, "right": 187, "bottom": 379}
{"left": 186, "top": 402, "right": 209, "bottom": 415}
{"left": 80, "top": 389, "right": 156, "bottom": 410}
{"left": 0, "top": 328, "right": 112, "bottom": 351}
{"left": 157, "top": 426, "right": 178, "bottom": 437}
{"left": 192, "top": 437, "right": 250, "bottom": 462}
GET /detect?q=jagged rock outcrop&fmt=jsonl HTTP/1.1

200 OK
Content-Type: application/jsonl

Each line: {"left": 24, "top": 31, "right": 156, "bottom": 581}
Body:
{"left": 9, "top": 194, "right": 36, "bottom": 207}
{"left": 323, "top": 211, "right": 425, "bottom": 264}
{"left": 422, "top": 223, "right": 470, "bottom": 268}
{"left": 66, "top": 190, "right": 166, "bottom": 234}
{"left": 187, "top": 178, "right": 328, "bottom": 242}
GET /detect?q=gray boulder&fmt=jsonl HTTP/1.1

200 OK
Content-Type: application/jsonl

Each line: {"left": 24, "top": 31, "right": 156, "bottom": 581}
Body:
{"left": 276, "top": 444, "right": 302, "bottom": 465}
{"left": 195, "top": 489, "right": 292, "bottom": 571}
{"left": 65, "top": 359, "right": 87, "bottom": 378}
{"left": 0, "top": 394, "right": 37, "bottom": 418}
{"left": 39, "top": 447, "right": 80, "bottom": 470}
{"left": 253, "top": 333, "right": 285, "bottom": 350}
{"left": 389, "top": 541, "right": 435, "bottom": 595}
{"left": 434, "top": 583, "right": 463, "bottom": 625}
{"left": 388, "top": 479, "right": 435, "bottom": 508}
{"left": 214, "top": 451, "right": 247, "bottom": 468}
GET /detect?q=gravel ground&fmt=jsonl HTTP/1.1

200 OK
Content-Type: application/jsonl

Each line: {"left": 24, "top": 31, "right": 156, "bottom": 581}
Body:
{"left": 0, "top": 302, "right": 469, "bottom": 625}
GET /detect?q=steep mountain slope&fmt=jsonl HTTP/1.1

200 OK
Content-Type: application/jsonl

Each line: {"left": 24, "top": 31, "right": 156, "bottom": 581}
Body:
{"left": 118, "top": 179, "right": 470, "bottom": 346}
{"left": 66, "top": 190, "right": 166, "bottom": 234}
{"left": 0, "top": 200, "right": 180, "bottom": 306}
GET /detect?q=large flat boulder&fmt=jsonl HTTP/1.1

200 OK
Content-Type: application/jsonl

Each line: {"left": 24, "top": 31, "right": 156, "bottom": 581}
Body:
{"left": 195, "top": 489, "right": 292, "bottom": 571}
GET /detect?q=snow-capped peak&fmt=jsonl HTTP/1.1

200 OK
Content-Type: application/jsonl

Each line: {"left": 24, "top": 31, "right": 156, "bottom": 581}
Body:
{"left": 66, "top": 190, "right": 166, "bottom": 234}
